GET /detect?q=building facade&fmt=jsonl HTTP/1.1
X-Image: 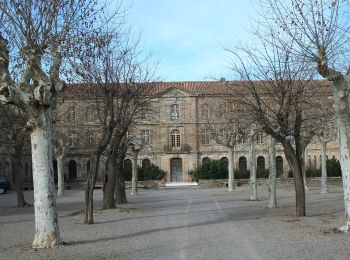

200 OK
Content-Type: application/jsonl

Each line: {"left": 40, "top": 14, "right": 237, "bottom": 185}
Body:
{"left": 0, "top": 81, "right": 340, "bottom": 184}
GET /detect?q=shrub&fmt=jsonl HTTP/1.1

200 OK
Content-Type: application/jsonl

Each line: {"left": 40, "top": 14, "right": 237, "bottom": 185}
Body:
{"left": 123, "top": 164, "right": 167, "bottom": 181}
{"left": 235, "top": 169, "right": 250, "bottom": 179}
{"left": 290, "top": 158, "right": 342, "bottom": 178}
{"left": 189, "top": 159, "right": 228, "bottom": 181}
{"left": 123, "top": 167, "right": 132, "bottom": 181}
{"left": 257, "top": 169, "right": 269, "bottom": 178}
{"left": 326, "top": 158, "right": 342, "bottom": 177}
{"left": 138, "top": 164, "right": 167, "bottom": 181}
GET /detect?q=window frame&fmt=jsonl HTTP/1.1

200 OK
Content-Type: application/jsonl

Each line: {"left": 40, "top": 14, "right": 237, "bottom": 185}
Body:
{"left": 171, "top": 129, "right": 181, "bottom": 148}
{"left": 171, "top": 104, "right": 179, "bottom": 120}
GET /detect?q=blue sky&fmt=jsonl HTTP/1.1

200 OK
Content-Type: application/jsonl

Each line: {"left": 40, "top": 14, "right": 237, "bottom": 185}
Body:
{"left": 123, "top": 0, "right": 256, "bottom": 81}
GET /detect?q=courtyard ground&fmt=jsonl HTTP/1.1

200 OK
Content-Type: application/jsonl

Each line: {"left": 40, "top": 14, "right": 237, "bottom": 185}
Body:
{"left": 0, "top": 182, "right": 350, "bottom": 259}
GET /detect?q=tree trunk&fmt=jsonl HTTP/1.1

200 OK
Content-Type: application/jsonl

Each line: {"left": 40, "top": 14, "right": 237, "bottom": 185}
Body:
{"left": 330, "top": 78, "right": 350, "bottom": 231}
{"left": 31, "top": 112, "right": 61, "bottom": 248}
{"left": 282, "top": 141, "right": 305, "bottom": 216}
{"left": 228, "top": 147, "right": 235, "bottom": 192}
{"left": 13, "top": 129, "right": 28, "bottom": 207}
{"left": 102, "top": 154, "right": 117, "bottom": 209}
{"left": 115, "top": 154, "right": 127, "bottom": 204}
{"left": 301, "top": 146, "right": 309, "bottom": 191}
{"left": 320, "top": 141, "right": 329, "bottom": 194}
{"left": 131, "top": 153, "right": 138, "bottom": 196}
{"left": 267, "top": 135, "right": 277, "bottom": 208}
{"left": 84, "top": 154, "right": 100, "bottom": 224}
{"left": 57, "top": 156, "right": 64, "bottom": 197}
{"left": 250, "top": 136, "right": 258, "bottom": 201}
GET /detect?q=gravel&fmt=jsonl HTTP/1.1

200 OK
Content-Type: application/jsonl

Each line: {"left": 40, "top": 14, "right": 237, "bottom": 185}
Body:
{"left": 0, "top": 183, "right": 349, "bottom": 259}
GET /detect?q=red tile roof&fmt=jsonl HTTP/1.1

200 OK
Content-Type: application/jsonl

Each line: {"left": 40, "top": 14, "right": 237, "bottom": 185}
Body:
{"left": 61, "top": 80, "right": 332, "bottom": 99}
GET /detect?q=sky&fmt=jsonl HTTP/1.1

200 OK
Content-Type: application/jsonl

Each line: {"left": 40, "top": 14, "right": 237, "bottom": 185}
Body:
{"left": 122, "top": 0, "right": 256, "bottom": 82}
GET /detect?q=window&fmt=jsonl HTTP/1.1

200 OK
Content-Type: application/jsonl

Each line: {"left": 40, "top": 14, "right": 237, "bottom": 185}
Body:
{"left": 201, "top": 128, "right": 210, "bottom": 145}
{"left": 87, "top": 103, "right": 96, "bottom": 122}
{"left": 171, "top": 129, "right": 181, "bottom": 148}
{"left": 69, "top": 133, "right": 78, "bottom": 147}
{"left": 171, "top": 104, "right": 179, "bottom": 120}
{"left": 218, "top": 104, "right": 227, "bottom": 118}
{"left": 201, "top": 104, "right": 209, "bottom": 119}
{"left": 68, "top": 106, "right": 76, "bottom": 122}
{"left": 142, "top": 130, "right": 150, "bottom": 145}
{"left": 141, "top": 104, "right": 149, "bottom": 120}
{"left": 256, "top": 132, "right": 264, "bottom": 144}
{"left": 239, "top": 131, "right": 247, "bottom": 144}
{"left": 142, "top": 159, "right": 151, "bottom": 168}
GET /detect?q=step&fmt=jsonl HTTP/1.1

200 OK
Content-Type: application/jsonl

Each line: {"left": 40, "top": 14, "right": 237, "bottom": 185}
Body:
{"left": 165, "top": 182, "right": 198, "bottom": 187}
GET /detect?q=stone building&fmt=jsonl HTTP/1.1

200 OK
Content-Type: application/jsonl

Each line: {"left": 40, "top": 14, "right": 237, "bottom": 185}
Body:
{"left": 53, "top": 81, "right": 340, "bottom": 183}
{"left": 0, "top": 81, "right": 340, "bottom": 184}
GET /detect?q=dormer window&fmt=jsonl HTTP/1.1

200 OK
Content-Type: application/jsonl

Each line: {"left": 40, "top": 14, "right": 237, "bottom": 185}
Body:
{"left": 171, "top": 104, "right": 179, "bottom": 120}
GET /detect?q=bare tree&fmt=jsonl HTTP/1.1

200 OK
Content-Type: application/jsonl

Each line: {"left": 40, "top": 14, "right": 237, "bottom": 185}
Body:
{"left": 225, "top": 24, "right": 322, "bottom": 216}
{"left": 72, "top": 25, "right": 156, "bottom": 220}
{"left": 205, "top": 101, "right": 246, "bottom": 192}
{"left": 265, "top": 0, "right": 350, "bottom": 231}
{"left": 0, "top": 0, "right": 115, "bottom": 248}
{"left": 0, "top": 104, "right": 29, "bottom": 207}
{"left": 52, "top": 132, "right": 69, "bottom": 197}
{"left": 267, "top": 135, "right": 277, "bottom": 208}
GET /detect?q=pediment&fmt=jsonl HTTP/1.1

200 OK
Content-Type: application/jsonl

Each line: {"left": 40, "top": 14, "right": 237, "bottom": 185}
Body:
{"left": 160, "top": 87, "right": 192, "bottom": 98}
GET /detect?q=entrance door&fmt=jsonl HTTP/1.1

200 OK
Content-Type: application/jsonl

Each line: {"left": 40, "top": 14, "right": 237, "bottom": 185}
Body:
{"left": 170, "top": 158, "right": 182, "bottom": 182}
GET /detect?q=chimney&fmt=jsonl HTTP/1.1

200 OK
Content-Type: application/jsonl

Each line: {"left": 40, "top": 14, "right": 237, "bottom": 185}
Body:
{"left": 220, "top": 77, "right": 225, "bottom": 82}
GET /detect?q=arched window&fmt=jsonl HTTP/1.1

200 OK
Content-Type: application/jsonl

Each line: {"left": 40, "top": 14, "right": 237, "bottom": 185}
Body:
{"left": 53, "top": 160, "right": 58, "bottom": 183}
{"left": 124, "top": 159, "right": 132, "bottom": 170}
{"left": 201, "top": 128, "right": 210, "bottom": 145}
{"left": 171, "top": 104, "right": 179, "bottom": 120}
{"left": 68, "top": 160, "right": 77, "bottom": 181}
{"left": 276, "top": 156, "right": 283, "bottom": 177}
{"left": 313, "top": 155, "right": 317, "bottom": 169}
{"left": 307, "top": 155, "right": 312, "bottom": 169}
{"left": 87, "top": 160, "right": 90, "bottom": 174}
{"left": 202, "top": 157, "right": 211, "bottom": 164}
{"left": 257, "top": 156, "right": 265, "bottom": 174}
{"left": 142, "top": 158, "right": 151, "bottom": 168}
{"left": 220, "top": 157, "right": 229, "bottom": 168}
{"left": 239, "top": 157, "right": 247, "bottom": 172}
{"left": 201, "top": 104, "right": 209, "bottom": 119}
{"left": 171, "top": 129, "right": 181, "bottom": 148}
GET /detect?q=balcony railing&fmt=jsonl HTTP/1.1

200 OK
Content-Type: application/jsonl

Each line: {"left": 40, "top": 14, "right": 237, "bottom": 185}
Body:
{"left": 164, "top": 144, "right": 192, "bottom": 153}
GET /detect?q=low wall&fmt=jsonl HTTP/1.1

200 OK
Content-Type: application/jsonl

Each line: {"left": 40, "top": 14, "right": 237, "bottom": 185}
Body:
{"left": 198, "top": 177, "right": 342, "bottom": 188}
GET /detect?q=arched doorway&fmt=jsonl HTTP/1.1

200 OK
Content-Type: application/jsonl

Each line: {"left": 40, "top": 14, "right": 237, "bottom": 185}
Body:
{"left": 239, "top": 156, "right": 247, "bottom": 172}
{"left": 142, "top": 158, "right": 151, "bottom": 168}
{"left": 170, "top": 158, "right": 182, "bottom": 182}
{"left": 257, "top": 156, "right": 265, "bottom": 175}
{"left": 276, "top": 156, "right": 283, "bottom": 177}
{"left": 68, "top": 160, "right": 77, "bottom": 181}
{"left": 220, "top": 157, "right": 229, "bottom": 168}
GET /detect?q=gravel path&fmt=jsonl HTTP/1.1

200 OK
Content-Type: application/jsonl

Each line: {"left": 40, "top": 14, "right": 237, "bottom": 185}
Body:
{"left": 0, "top": 183, "right": 349, "bottom": 259}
